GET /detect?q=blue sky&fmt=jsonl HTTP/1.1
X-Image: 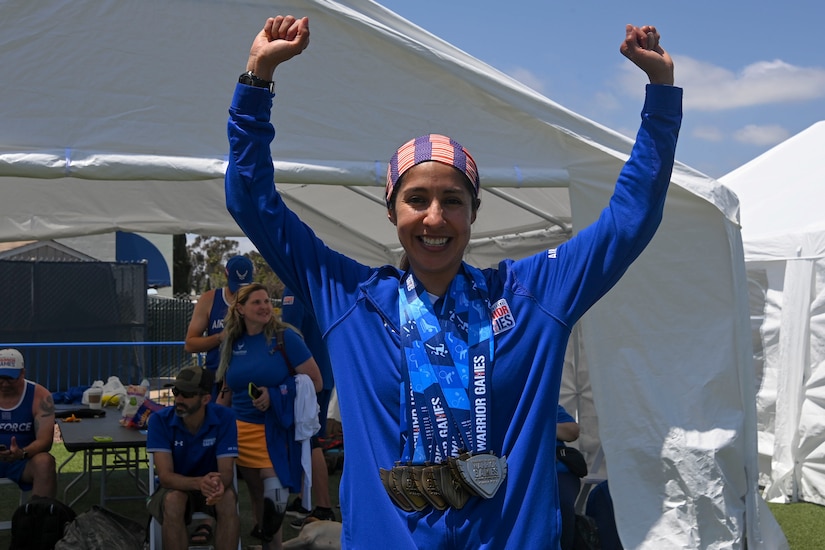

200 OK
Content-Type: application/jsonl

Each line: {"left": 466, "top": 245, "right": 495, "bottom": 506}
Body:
{"left": 376, "top": 0, "right": 825, "bottom": 179}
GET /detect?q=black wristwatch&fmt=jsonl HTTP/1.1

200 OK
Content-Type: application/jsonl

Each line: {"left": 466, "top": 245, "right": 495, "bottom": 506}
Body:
{"left": 239, "top": 71, "right": 274, "bottom": 93}
{"left": 21, "top": 449, "right": 28, "bottom": 460}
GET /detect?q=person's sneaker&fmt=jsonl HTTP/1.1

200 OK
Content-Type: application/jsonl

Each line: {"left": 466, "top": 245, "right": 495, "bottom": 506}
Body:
{"left": 285, "top": 497, "right": 311, "bottom": 518}
{"left": 290, "top": 506, "right": 336, "bottom": 529}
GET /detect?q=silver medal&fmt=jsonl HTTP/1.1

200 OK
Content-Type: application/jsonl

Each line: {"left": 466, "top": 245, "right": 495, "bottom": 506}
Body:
{"left": 454, "top": 452, "right": 507, "bottom": 499}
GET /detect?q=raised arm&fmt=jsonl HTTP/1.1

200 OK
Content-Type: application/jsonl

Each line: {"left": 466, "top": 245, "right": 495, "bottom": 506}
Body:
{"left": 226, "top": 14, "right": 370, "bottom": 328}
{"left": 245, "top": 15, "right": 310, "bottom": 82}
{"left": 529, "top": 24, "right": 681, "bottom": 326}
{"left": 620, "top": 24, "right": 674, "bottom": 85}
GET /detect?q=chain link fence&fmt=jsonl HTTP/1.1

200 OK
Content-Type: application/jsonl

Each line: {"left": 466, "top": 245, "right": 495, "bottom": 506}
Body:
{"left": 0, "top": 260, "right": 198, "bottom": 392}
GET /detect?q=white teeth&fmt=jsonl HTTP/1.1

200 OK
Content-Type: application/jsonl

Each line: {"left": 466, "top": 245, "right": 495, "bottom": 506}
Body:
{"left": 421, "top": 236, "right": 448, "bottom": 246}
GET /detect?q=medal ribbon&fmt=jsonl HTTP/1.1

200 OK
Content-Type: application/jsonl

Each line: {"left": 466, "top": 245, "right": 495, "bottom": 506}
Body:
{"left": 399, "top": 264, "right": 493, "bottom": 465}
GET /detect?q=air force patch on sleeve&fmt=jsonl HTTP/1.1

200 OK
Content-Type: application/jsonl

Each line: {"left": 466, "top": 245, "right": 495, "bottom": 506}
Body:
{"left": 491, "top": 299, "right": 516, "bottom": 335}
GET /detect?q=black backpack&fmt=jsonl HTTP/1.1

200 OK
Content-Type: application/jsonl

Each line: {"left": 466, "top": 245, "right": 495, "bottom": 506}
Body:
{"left": 573, "top": 513, "right": 602, "bottom": 550}
{"left": 9, "top": 496, "right": 77, "bottom": 550}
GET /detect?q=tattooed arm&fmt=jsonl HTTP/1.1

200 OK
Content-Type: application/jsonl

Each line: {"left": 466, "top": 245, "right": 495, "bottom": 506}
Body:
{"left": 20, "top": 384, "right": 56, "bottom": 458}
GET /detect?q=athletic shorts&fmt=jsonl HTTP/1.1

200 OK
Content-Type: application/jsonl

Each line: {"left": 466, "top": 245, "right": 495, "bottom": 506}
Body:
{"left": 236, "top": 420, "right": 272, "bottom": 469}
{"left": 0, "top": 458, "right": 32, "bottom": 491}
{"left": 147, "top": 487, "right": 214, "bottom": 524}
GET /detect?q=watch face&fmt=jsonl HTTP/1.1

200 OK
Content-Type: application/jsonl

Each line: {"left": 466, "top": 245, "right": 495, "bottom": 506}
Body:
{"left": 239, "top": 72, "right": 273, "bottom": 93}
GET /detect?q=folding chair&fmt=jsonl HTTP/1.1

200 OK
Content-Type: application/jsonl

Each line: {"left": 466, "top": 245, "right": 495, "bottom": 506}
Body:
{"left": 574, "top": 444, "right": 606, "bottom": 514}
{"left": 147, "top": 453, "right": 241, "bottom": 550}
{"left": 0, "top": 477, "right": 31, "bottom": 531}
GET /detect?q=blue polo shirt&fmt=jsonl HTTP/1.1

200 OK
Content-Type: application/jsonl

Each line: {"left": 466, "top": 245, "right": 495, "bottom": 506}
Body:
{"left": 147, "top": 403, "right": 238, "bottom": 477}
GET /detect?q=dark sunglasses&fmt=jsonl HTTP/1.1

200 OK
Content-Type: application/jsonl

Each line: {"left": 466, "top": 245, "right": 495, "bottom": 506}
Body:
{"left": 171, "top": 387, "right": 200, "bottom": 398}
{"left": 0, "top": 375, "right": 20, "bottom": 383}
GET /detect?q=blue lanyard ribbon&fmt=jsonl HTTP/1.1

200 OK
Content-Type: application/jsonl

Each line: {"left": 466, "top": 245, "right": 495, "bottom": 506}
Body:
{"left": 399, "top": 264, "right": 494, "bottom": 464}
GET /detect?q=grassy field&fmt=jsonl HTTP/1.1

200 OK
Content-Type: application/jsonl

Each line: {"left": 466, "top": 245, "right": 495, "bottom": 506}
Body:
{"left": 1, "top": 442, "right": 824, "bottom": 549}
{"left": 767, "top": 501, "right": 825, "bottom": 549}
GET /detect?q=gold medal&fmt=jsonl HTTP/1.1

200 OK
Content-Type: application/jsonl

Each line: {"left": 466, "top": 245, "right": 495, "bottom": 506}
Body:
{"left": 434, "top": 463, "right": 471, "bottom": 509}
{"left": 399, "top": 465, "right": 430, "bottom": 511}
{"left": 380, "top": 467, "right": 415, "bottom": 512}
{"left": 416, "top": 464, "right": 448, "bottom": 511}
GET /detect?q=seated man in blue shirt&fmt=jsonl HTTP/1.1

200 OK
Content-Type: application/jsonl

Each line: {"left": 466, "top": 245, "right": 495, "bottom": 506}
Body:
{"left": 147, "top": 366, "right": 240, "bottom": 550}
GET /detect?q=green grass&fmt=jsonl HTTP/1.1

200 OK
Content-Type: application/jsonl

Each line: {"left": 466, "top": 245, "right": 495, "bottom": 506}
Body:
{"left": 768, "top": 501, "right": 825, "bottom": 549}
{"left": 0, "top": 442, "right": 340, "bottom": 548}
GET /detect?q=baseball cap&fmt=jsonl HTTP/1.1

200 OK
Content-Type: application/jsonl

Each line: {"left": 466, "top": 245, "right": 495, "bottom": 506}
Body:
{"left": 226, "top": 255, "right": 254, "bottom": 293}
{"left": 165, "top": 366, "right": 215, "bottom": 394}
{"left": 0, "top": 349, "right": 24, "bottom": 378}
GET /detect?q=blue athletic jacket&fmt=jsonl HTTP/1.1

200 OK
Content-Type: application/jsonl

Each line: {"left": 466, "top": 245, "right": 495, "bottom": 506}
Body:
{"left": 226, "top": 83, "right": 681, "bottom": 550}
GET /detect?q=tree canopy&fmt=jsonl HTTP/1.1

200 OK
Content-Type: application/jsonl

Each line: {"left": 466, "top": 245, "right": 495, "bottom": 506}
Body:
{"left": 186, "top": 236, "right": 283, "bottom": 298}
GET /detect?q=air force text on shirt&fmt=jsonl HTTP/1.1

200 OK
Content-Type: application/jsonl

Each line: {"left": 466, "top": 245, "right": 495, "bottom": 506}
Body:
{"left": 0, "top": 421, "right": 33, "bottom": 432}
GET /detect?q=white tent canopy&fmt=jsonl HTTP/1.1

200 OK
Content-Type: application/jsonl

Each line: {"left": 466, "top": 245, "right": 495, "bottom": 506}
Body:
{"left": 721, "top": 121, "right": 825, "bottom": 506}
{"left": 1, "top": 0, "right": 784, "bottom": 546}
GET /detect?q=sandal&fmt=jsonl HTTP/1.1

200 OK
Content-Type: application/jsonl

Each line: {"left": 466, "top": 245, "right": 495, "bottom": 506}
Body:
{"left": 190, "top": 522, "right": 213, "bottom": 545}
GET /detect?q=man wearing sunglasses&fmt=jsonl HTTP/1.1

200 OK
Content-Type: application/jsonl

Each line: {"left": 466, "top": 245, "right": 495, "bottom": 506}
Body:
{"left": 0, "top": 348, "right": 57, "bottom": 500}
{"left": 147, "top": 366, "right": 241, "bottom": 549}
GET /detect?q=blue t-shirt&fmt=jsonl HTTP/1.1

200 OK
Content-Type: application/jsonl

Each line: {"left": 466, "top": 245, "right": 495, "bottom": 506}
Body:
{"left": 224, "top": 329, "right": 311, "bottom": 424}
{"left": 146, "top": 403, "right": 238, "bottom": 477}
{"left": 280, "top": 288, "right": 334, "bottom": 390}
{"left": 556, "top": 405, "right": 576, "bottom": 439}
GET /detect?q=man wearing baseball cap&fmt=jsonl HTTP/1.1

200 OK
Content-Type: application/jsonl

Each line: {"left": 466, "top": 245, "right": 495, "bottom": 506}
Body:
{"left": 0, "top": 348, "right": 57, "bottom": 499}
{"left": 147, "top": 365, "right": 240, "bottom": 549}
{"left": 185, "top": 255, "right": 255, "bottom": 399}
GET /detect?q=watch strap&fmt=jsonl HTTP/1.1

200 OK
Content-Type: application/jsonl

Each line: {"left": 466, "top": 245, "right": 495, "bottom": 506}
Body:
{"left": 239, "top": 71, "right": 274, "bottom": 93}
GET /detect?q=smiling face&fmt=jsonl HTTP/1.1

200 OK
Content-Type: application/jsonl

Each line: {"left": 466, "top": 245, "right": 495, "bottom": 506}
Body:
{"left": 237, "top": 288, "right": 273, "bottom": 334}
{"left": 388, "top": 161, "right": 478, "bottom": 295}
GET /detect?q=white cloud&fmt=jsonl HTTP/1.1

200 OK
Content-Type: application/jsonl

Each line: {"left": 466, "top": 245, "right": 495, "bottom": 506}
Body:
{"left": 733, "top": 124, "right": 790, "bottom": 146}
{"left": 618, "top": 55, "right": 825, "bottom": 111}
{"left": 692, "top": 126, "right": 726, "bottom": 142}
{"left": 674, "top": 56, "right": 824, "bottom": 111}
